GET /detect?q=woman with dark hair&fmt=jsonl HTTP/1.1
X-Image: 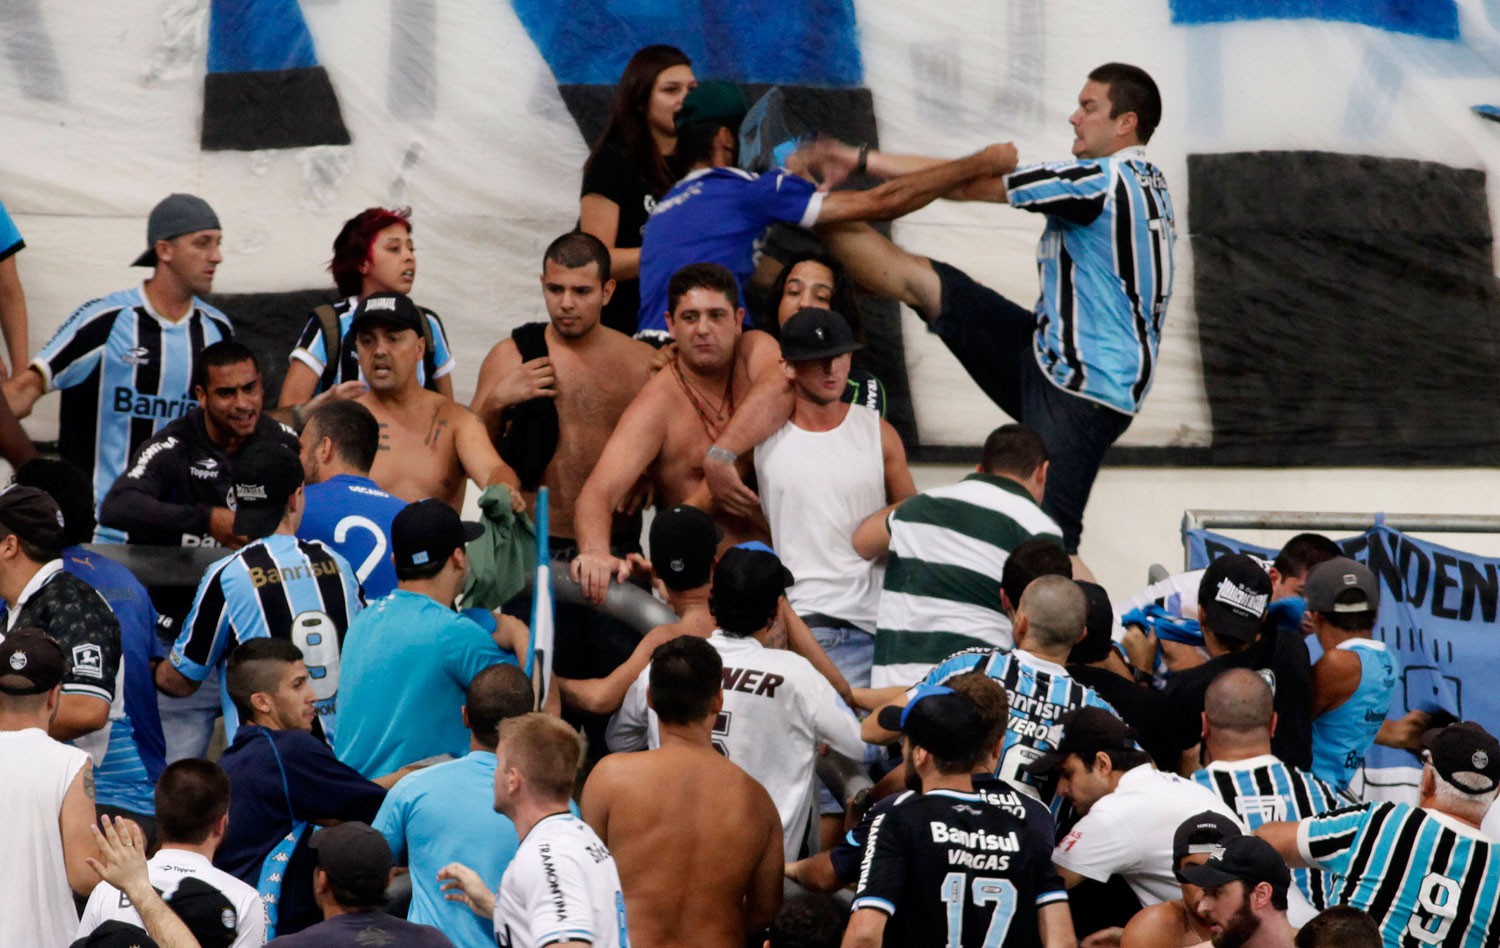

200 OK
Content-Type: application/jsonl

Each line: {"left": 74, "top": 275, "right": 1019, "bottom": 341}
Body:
{"left": 579, "top": 45, "right": 695, "bottom": 334}
{"left": 279, "top": 207, "right": 454, "bottom": 406}
{"left": 762, "top": 251, "right": 886, "bottom": 416}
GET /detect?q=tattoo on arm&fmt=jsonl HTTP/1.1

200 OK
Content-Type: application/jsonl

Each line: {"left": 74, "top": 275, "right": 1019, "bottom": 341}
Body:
{"left": 83, "top": 767, "right": 95, "bottom": 800}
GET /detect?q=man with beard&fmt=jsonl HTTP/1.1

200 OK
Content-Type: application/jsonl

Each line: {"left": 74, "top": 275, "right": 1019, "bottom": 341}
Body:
{"left": 350, "top": 292, "right": 521, "bottom": 509}
{"left": 1116, "top": 812, "right": 1239, "bottom": 948}
{"left": 1178, "top": 836, "right": 1297, "bottom": 948}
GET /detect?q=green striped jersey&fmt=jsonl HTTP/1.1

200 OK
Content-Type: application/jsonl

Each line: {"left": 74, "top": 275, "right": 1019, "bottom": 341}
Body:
{"left": 872, "top": 473, "right": 1061, "bottom": 688}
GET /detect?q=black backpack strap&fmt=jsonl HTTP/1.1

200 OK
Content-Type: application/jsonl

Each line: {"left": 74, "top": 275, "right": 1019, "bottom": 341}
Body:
{"left": 419, "top": 307, "right": 441, "bottom": 392}
{"left": 313, "top": 304, "right": 341, "bottom": 392}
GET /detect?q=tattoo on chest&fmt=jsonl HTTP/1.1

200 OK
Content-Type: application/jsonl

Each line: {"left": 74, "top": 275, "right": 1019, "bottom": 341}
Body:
{"left": 377, "top": 422, "right": 390, "bottom": 452}
{"left": 425, "top": 408, "right": 447, "bottom": 448}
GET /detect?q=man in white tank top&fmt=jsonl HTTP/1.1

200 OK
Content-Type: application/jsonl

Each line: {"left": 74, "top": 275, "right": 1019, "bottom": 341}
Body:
{"left": 0, "top": 628, "right": 98, "bottom": 946}
{"left": 751, "top": 307, "right": 915, "bottom": 691}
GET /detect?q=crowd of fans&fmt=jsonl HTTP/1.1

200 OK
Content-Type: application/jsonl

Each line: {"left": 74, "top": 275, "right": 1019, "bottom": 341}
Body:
{"left": 0, "top": 42, "right": 1491, "bottom": 948}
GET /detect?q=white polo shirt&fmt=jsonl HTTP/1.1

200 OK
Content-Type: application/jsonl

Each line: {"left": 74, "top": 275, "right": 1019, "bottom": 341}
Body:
{"left": 1052, "top": 765, "right": 1242, "bottom": 906}
{"left": 494, "top": 813, "right": 627, "bottom": 948}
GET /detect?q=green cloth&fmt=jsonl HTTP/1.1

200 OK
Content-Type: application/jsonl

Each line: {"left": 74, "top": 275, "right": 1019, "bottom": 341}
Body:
{"left": 461, "top": 484, "right": 536, "bottom": 609}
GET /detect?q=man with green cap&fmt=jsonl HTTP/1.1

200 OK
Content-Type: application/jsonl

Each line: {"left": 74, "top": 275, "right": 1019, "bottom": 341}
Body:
{"left": 634, "top": 81, "right": 1015, "bottom": 338}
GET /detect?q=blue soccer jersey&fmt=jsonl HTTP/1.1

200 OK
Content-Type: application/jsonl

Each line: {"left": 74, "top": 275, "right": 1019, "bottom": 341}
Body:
{"left": 169, "top": 534, "right": 362, "bottom": 743}
{"left": 636, "top": 167, "right": 824, "bottom": 333}
{"left": 0, "top": 198, "right": 24, "bottom": 260}
{"left": 1300, "top": 800, "right": 1500, "bottom": 946}
{"left": 287, "top": 297, "right": 454, "bottom": 392}
{"left": 921, "top": 647, "right": 1119, "bottom": 800}
{"left": 1194, "top": 756, "right": 1348, "bottom": 909}
{"left": 34, "top": 286, "right": 233, "bottom": 530}
{"left": 297, "top": 474, "right": 406, "bottom": 600}
{"left": 1004, "top": 147, "right": 1175, "bottom": 415}
{"left": 1310, "top": 639, "right": 1400, "bottom": 791}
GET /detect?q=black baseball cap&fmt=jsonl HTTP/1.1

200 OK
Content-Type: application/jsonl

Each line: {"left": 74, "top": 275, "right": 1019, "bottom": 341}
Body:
{"left": 649, "top": 505, "right": 721, "bottom": 591}
{"left": 71, "top": 921, "right": 160, "bottom": 948}
{"left": 1178, "top": 835, "right": 1291, "bottom": 900}
{"left": 876, "top": 684, "right": 986, "bottom": 760}
{"left": 1172, "top": 810, "right": 1243, "bottom": 868}
{"left": 675, "top": 80, "right": 748, "bottom": 133}
{"left": 1421, "top": 721, "right": 1500, "bottom": 794}
{"left": 0, "top": 484, "right": 65, "bottom": 552}
{"left": 1024, "top": 706, "right": 1137, "bottom": 776}
{"left": 349, "top": 291, "right": 424, "bottom": 336}
{"left": 1304, "top": 557, "right": 1379, "bottom": 614}
{"left": 131, "top": 193, "right": 220, "bottom": 267}
{"left": 391, "top": 498, "right": 483, "bottom": 571}
{"left": 711, "top": 546, "right": 794, "bottom": 613}
{"left": 1197, "top": 553, "right": 1271, "bottom": 643}
{"left": 779, "top": 308, "right": 861, "bottom": 362}
{"left": 166, "top": 877, "right": 238, "bottom": 948}
{"left": 311, "top": 821, "right": 392, "bottom": 903}
{"left": 0, "top": 628, "right": 68, "bottom": 695}
{"left": 230, "top": 441, "right": 304, "bottom": 538}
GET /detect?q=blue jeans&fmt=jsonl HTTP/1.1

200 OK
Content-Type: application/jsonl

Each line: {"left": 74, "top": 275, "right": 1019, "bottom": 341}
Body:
{"left": 158, "top": 666, "right": 220, "bottom": 763}
{"left": 810, "top": 622, "right": 875, "bottom": 815}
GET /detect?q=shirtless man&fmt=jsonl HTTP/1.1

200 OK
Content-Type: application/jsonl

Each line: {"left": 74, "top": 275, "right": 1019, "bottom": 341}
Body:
{"left": 581, "top": 634, "right": 782, "bottom": 948}
{"left": 350, "top": 292, "right": 520, "bottom": 509}
{"left": 572, "top": 262, "right": 781, "bottom": 603}
{"left": 471, "top": 232, "right": 654, "bottom": 545}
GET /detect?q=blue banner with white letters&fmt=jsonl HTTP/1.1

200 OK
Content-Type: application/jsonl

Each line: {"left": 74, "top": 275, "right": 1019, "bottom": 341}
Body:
{"left": 1186, "top": 521, "right": 1500, "bottom": 799}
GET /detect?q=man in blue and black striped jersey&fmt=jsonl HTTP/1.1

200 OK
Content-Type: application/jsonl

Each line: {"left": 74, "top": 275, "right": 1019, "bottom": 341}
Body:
{"left": 155, "top": 439, "right": 363, "bottom": 746}
{"left": 4, "top": 194, "right": 233, "bottom": 538}
{"left": 1261, "top": 721, "right": 1500, "bottom": 947}
{"left": 1192, "top": 669, "right": 1346, "bottom": 920}
{"left": 818, "top": 63, "right": 1173, "bottom": 555}
{"left": 863, "top": 575, "right": 1119, "bottom": 802}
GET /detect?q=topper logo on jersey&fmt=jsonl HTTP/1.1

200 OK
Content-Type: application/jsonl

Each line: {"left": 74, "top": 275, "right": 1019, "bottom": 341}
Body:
{"left": 1214, "top": 578, "right": 1268, "bottom": 615}
{"left": 113, "top": 387, "right": 195, "bottom": 421}
{"left": 121, "top": 346, "right": 153, "bottom": 366}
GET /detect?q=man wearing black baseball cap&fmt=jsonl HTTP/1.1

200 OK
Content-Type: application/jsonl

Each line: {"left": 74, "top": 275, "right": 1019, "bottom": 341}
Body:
{"left": 6, "top": 193, "right": 233, "bottom": 518}
{"left": 336, "top": 497, "right": 529, "bottom": 780}
{"left": 1119, "top": 811, "right": 1242, "bottom": 947}
{"left": 1260, "top": 720, "right": 1500, "bottom": 945}
{"left": 1164, "top": 553, "right": 1315, "bottom": 771}
{"left": 754, "top": 306, "right": 913, "bottom": 721}
{"left": 1178, "top": 836, "right": 1296, "bottom": 947}
{"left": 1027, "top": 706, "right": 1241, "bottom": 908}
{"left": 608, "top": 545, "right": 862, "bottom": 862}
{"left": 0, "top": 628, "right": 101, "bottom": 946}
{"left": 348, "top": 289, "right": 523, "bottom": 513}
{"left": 269, "top": 822, "right": 451, "bottom": 946}
{"left": 1302, "top": 557, "right": 1399, "bottom": 791}
{"left": 847, "top": 684, "right": 1072, "bottom": 948}
{"left": 156, "top": 440, "right": 365, "bottom": 748}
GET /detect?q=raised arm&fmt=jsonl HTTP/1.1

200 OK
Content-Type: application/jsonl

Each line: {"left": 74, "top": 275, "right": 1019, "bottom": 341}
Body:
{"left": 816, "top": 144, "right": 1018, "bottom": 224}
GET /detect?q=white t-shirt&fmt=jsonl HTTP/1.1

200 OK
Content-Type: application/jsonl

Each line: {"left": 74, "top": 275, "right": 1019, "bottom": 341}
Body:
{"left": 754, "top": 404, "right": 886, "bottom": 631}
{"left": 494, "top": 813, "right": 627, "bottom": 948}
{"left": 77, "top": 847, "right": 267, "bottom": 947}
{"left": 606, "top": 631, "right": 864, "bottom": 859}
{"left": 1052, "top": 765, "right": 1243, "bottom": 906}
{"left": 0, "top": 727, "right": 90, "bottom": 948}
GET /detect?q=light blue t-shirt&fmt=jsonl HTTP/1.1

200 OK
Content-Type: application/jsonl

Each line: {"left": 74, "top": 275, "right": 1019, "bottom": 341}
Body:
{"left": 374, "top": 750, "right": 519, "bottom": 948}
{"left": 335, "top": 590, "right": 516, "bottom": 778}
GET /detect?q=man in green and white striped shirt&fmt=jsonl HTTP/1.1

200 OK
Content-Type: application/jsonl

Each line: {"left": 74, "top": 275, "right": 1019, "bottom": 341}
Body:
{"left": 857, "top": 425, "right": 1062, "bottom": 688}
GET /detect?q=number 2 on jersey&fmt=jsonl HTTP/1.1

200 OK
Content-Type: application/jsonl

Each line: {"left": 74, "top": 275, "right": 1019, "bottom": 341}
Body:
{"left": 333, "top": 515, "right": 388, "bottom": 583}
{"left": 940, "top": 872, "right": 1017, "bottom": 947}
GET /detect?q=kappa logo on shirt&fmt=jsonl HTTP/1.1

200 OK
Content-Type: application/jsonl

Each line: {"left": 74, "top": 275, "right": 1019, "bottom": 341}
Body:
{"left": 121, "top": 346, "right": 152, "bottom": 366}
{"left": 72, "top": 643, "right": 103, "bottom": 679}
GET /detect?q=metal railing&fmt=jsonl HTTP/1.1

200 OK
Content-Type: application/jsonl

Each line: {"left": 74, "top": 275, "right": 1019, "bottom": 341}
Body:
{"left": 1179, "top": 511, "right": 1500, "bottom": 569}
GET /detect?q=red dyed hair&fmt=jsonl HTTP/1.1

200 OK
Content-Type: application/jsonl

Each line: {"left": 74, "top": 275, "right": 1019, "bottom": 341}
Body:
{"left": 329, "top": 207, "right": 412, "bottom": 297}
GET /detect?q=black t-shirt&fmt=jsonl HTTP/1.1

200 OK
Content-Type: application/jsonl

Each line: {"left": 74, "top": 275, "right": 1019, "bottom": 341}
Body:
{"left": 852, "top": 781, "right": 1066, "bottom": 947}
{"left": 1067, "top": 664, "right": 1176, "bottom": 770}
{"left": 1163, "top": 624, "right": 1314, "bottom": 769}
{"left": 581, "top": 144, "right": 658, "bottom": 335}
